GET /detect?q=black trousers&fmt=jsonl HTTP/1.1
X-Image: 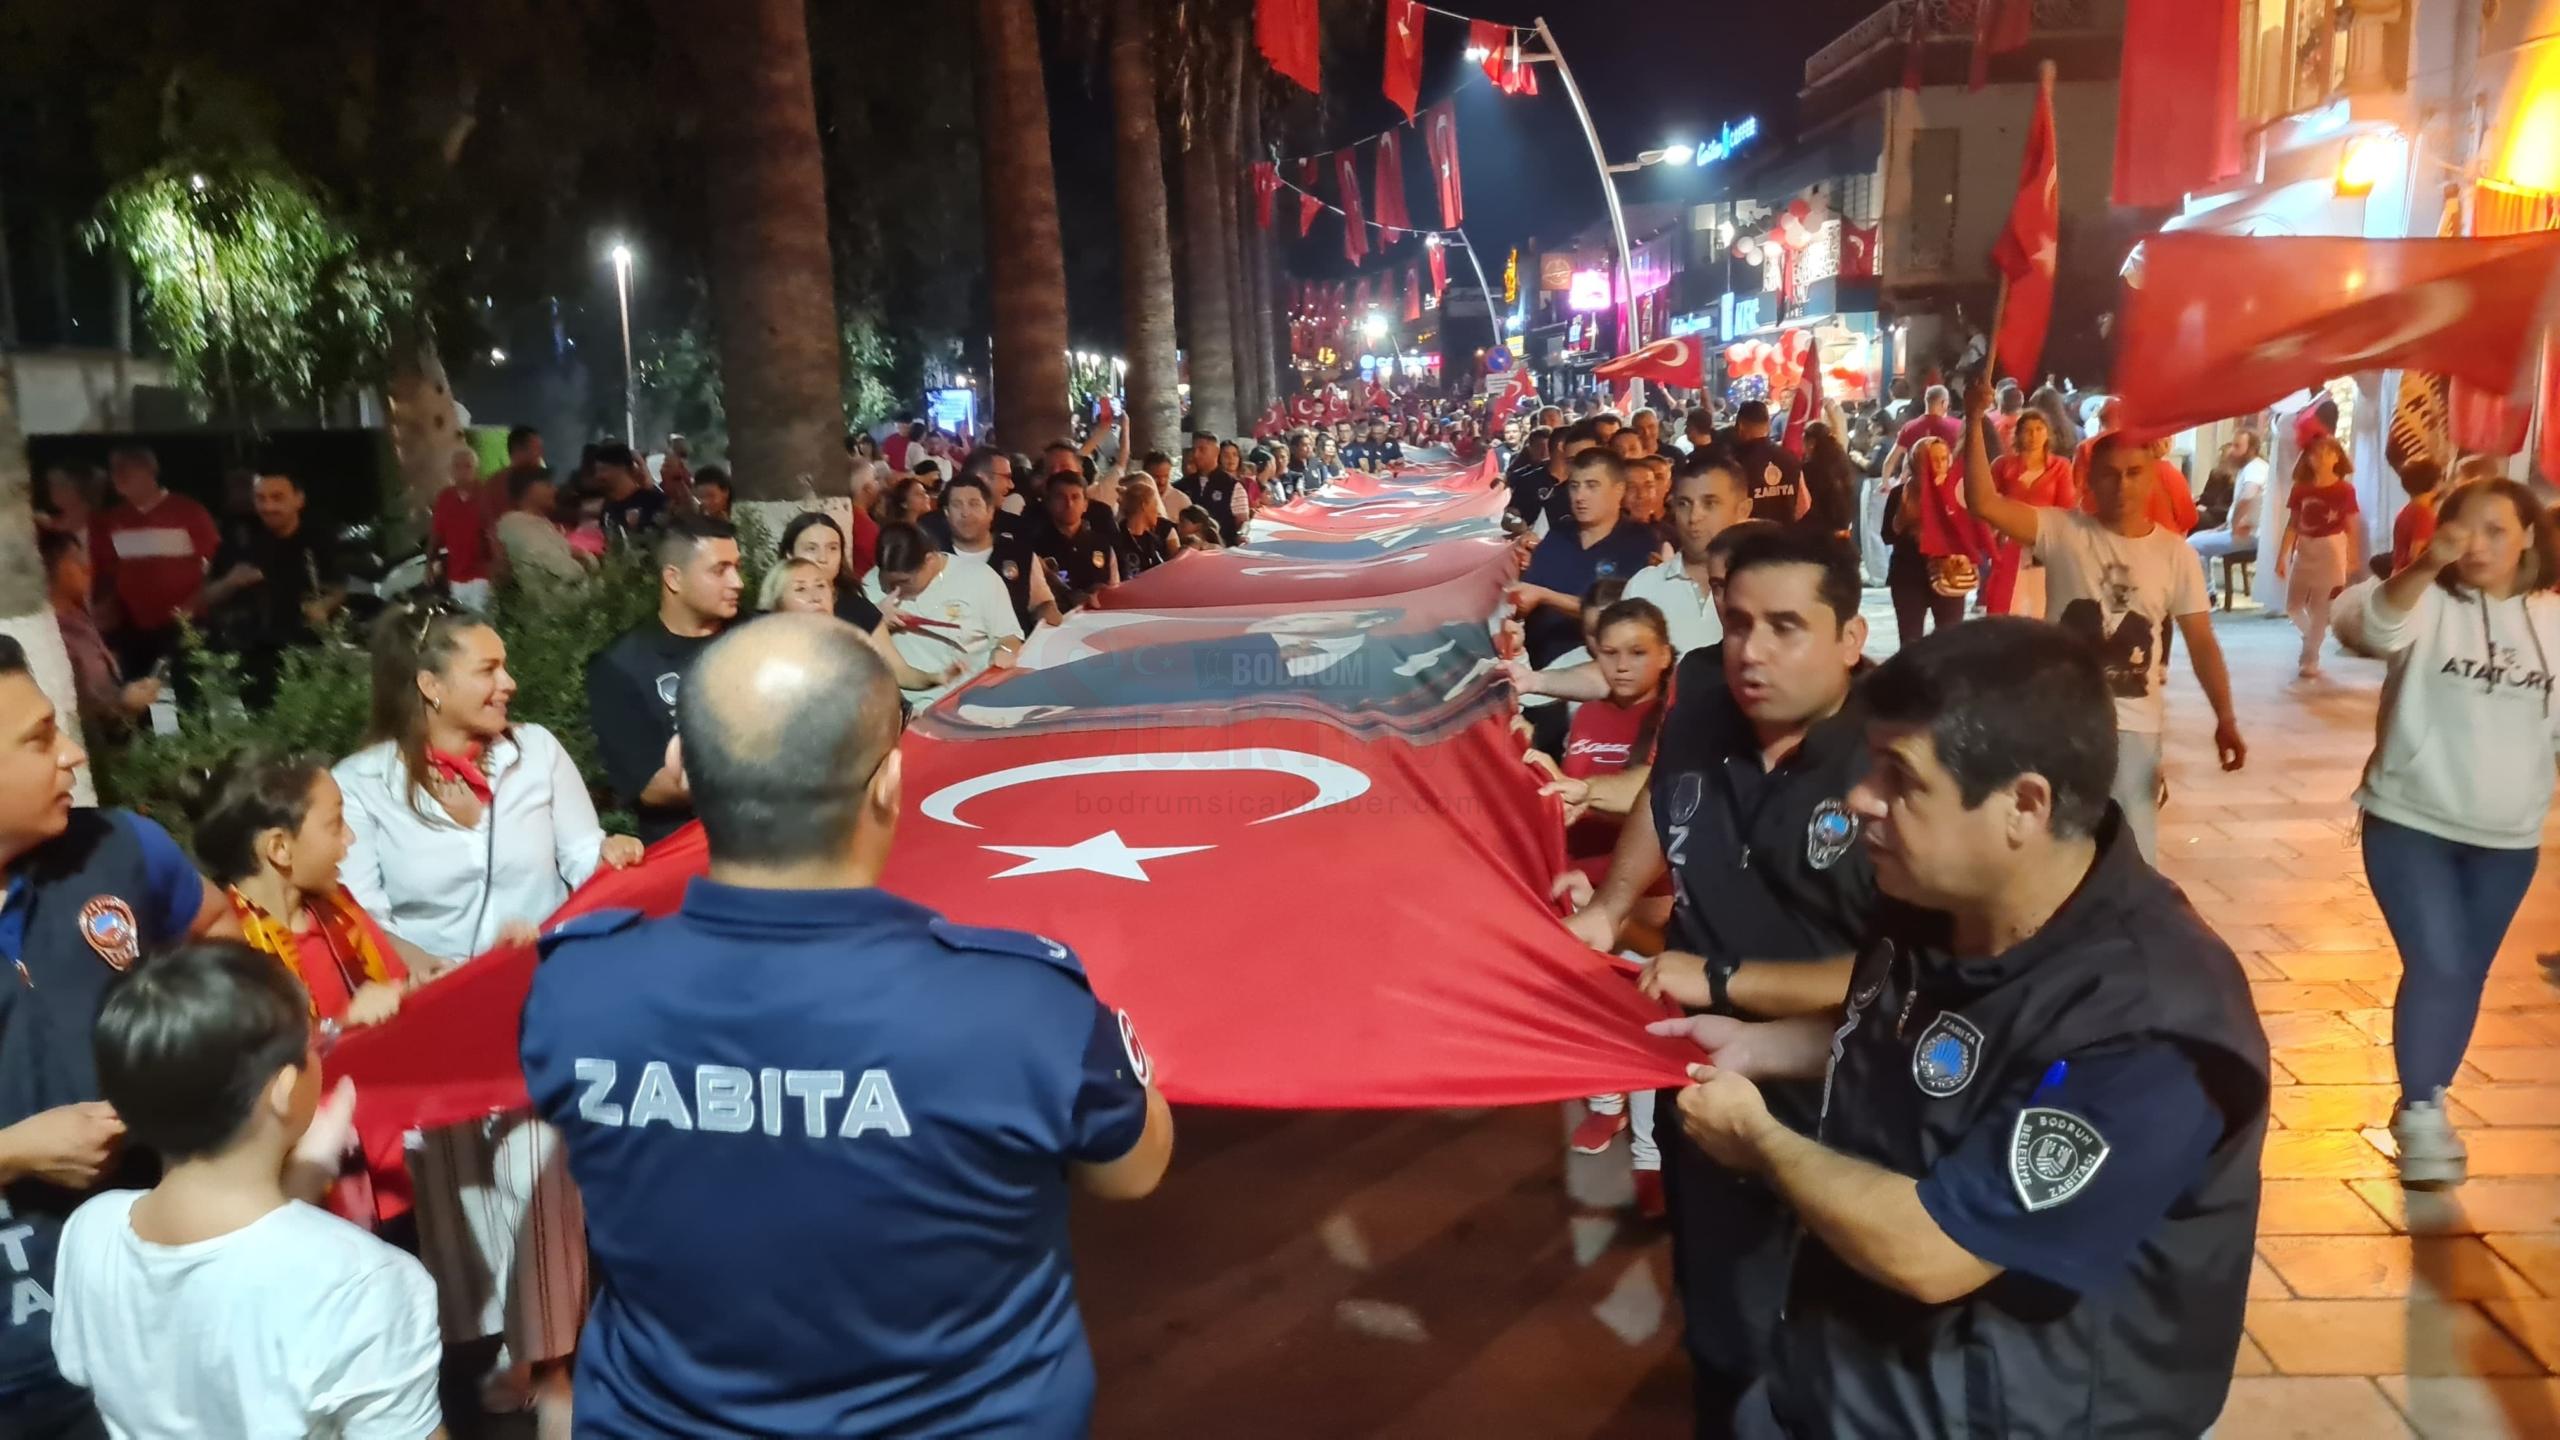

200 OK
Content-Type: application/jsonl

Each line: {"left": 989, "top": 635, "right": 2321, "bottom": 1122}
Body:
{"left": 1663, "top": 1119, "right": 1797, "bottom": 1440}
{"left": 1888, "top": 572, "right": 1965, "bottom": 648}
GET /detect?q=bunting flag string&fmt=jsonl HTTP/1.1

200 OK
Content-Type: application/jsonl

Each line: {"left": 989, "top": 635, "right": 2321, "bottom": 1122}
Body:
{"left": 1268, "top": 172, "right": 1473, "bottom": 245}
{"left": 1333, "top": 149, "right": 1370, "bottom": 265}
{"left": 1296, "top": 159, "right": 1322, "bottom": 235}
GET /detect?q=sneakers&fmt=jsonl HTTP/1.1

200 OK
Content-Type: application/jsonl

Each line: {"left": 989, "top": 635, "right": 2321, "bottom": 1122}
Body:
{"left": 1570, "top": 1105, "right": 1629, "bottom": 1154}
{"left": 1633, "top": 1168, "right": 1666, "bottom": 1220}
{"left": 2392, "top": 1090, "right": 2467, "bottom": 1188}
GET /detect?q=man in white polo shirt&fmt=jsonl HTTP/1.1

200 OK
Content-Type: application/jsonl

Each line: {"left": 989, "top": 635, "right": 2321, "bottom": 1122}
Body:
{"left": 864, "top": 521, "right": 1024, "bottom": 708}
{"left": 1623, "top": 452, "right": 1752, "bottom": 655}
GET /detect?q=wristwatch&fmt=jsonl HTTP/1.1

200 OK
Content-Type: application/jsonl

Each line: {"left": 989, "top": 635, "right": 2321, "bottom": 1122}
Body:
{"left": 1706, "top": 952, "right": 1743, "bottom": 1014}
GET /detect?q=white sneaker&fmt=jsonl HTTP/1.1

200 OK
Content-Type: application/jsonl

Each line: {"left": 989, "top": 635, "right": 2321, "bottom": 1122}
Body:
{"left": 2392, "top": 1091, "right": 2467, "bottom": 1188}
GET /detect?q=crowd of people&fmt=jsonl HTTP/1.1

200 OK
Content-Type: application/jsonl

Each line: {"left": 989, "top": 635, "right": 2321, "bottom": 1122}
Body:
{"left": 2, "top": 360, "right": 2555, "bottom": 1438}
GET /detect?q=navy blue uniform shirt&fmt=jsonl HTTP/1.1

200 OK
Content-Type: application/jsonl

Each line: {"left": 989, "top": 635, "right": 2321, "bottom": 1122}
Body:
{"left": 1520, "top": 518, "right": 1660, "bottom": 665}
{"left": 521, "top": 881, "right": 1150, "bottom": 1439}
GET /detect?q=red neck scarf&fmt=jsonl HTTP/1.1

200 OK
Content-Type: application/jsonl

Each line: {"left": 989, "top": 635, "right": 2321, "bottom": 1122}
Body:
{"left": 425, "top": 744, "right": 493, "bottom": 806}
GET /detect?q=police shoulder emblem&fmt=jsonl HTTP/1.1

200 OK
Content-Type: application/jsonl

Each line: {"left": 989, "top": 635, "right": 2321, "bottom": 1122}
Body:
{"left": 1910, "top": 1011, "right": 1984, "bottom": 1097}
{"left": 654, "top": 671, "right": 681, "bottom": 708}
{"left": 1805, "top": 798, "right": 1860, "bottom": 870}
{"left": 1669, "top": 771, "right": 1705, "bottom": 825}
{"left": 78, "top": 896, "right": 140, "bottom": 971}
{"left": 1116, "top": 1009, "right": 1153, "bottom": 1086}
{"left": 2010, "top": 1107, "right": 2110, "bottom": 1212}
{"left": 1091, "top": 550, "right": 1107, "bottom": 569}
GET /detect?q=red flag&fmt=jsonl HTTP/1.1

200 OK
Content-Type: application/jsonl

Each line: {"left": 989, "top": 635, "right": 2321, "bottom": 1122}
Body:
{"left": 1251, "top": 161, "right": 1280, "bottom": 230}
{"left": 1296, "top": 159, "right": 1322, "bottom": 235}
{"left": 1990, "top": 73, "right": 2059, "bottom": 383}
{"left": 2114, "top": 231, "right": 2560, "bottom": 437}
{"left": 1593, "top": 335, "right": 1708, "bottom": 389}
{"left": 1094, "top": 392, "right": 1116, "bottom": 427}
{"left": 1256, "top": 0, "right": 1320, "bottom": 94}
{"left": 1405, "top": 266, "right": 1422, "bottom": 321}
{"left": 1899, "top": 0, "right": 1926, "bottom": 91}
{"left": 1374, "top": 131, "right": 1413, "bottom": 233}
{"left": 1335, "top": 149, "right": 1369, "bottom": 265}
{"left": 1497, "top": 361, "right": 1537, "bottom": 416}
{"left": 1969, "top": 0, "right": 2033, "bottom": 90}
{"left": 2116, "top": 0, "right": 2242, "bottom": 206}
{"left": 1383, "top": 0, "right": 1425, "bottom": 119}
{"left": 1424, "top": 101, "right": 1464, "bottom": 227}
{"left": 1428, "top": 240, "right": 1447, "bottom": 296}
{"left": 1467, "top": 20, "right": 1506, "bottom": 82}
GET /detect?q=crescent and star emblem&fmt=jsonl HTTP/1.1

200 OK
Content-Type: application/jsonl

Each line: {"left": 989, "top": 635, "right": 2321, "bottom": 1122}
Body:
{"left": 920, "top": 747, "right": 1374, "bottom": 881}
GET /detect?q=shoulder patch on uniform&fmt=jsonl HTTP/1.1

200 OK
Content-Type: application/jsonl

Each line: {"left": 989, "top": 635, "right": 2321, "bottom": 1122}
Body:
{"left": 537, "top": 908, "right": 644, "bottom": 958}
{"left": 2011, "top": 1106, "right": 2110, "bottom": 1212}
{"left": 928, "top": 918, "right": 1088, "bottom": 980}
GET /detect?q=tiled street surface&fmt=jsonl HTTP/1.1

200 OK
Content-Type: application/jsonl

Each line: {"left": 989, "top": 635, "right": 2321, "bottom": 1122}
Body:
{"left": 1062, "top": 603, "right": 2560, "bottom": 1439}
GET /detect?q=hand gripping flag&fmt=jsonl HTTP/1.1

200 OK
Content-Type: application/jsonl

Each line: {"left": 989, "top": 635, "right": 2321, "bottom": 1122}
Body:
{"left": 1425, "top": 101, "right": 1464, "bottom": 228}
{"left": 1335, "top": 149, "right": 1370, "bottom": 265}
{"left": 1990, "top": 71, "right": 2060, "bottom": 383}
{"left": 2115, "top": 231, "right": 2560, "bottom": 438}
{"left": 1594, "top": 335, "right": 1707, "bottom": 390}
{"left": 1383, "top": 0, "right": 1425, "bottom": 119}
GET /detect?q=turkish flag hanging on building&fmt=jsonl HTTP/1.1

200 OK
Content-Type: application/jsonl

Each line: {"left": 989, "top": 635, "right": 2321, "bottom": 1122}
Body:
{"left": 1256, "top": 0, "right": 1320, "bottom": 94}
{"left": 1969, "top": 0, "right": 2033, "bottom": 89}
{"left": 1594, "top": 335, "right": 1708, "bottom": 389}
{"left": 1405, "top": 265, "right": 1423, "bottom": 320}
{"left": 1297, "top": 159, "right": 1322, "bottom": 235}
{"left": 1383, "top": 0, "right": 1425, "bottom": 119}
{"left": 1251, "top": 161, "right": 1280, "bottom": 230}
{"left": 1991, "top": 73, "right": 2060, "bottom": 383}
{"left": 1425, "top": 101, "right": 1464, "bottom": 227}
{"left": 2114, "top": 231, "right": 2560, "bottom": 437}
{"left": 2116, "top": 0, "right": 2242, "bottom": 206}
{"left": 1428, "top": 240, "right": 1448, "bottom": 296}
{"left": 1374, "top": 130, "right": 1413, "bottom": 233}
{"left": 1335, "top": 149, "right": 1370, "bottom": 265}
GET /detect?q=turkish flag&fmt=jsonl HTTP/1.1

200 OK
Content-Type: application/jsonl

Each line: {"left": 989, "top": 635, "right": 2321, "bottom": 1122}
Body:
{"left": 1383, "top": 0, "right": 1425, "bottom": 119}
{"left": 1296, "top": 159, "right": 1322, "bottom": 235}
{"left": 1498, "top": 360, "right": 1536, "bottom": 416}
{"left": 1374, "top": 131, "right": 1413, "bottom": 233}
{"left": 1251, "top": 161, "right": 1280, "bottom": 230}
{"left": 1428, "top": 241, "right": 1447, "bottom": 296}
{"left": 1969, "top": 0, "right": 2033, "bottom": 90}
{"left": 2116, "top": 0, "right": 2241, "bottom": 206}
{"left": 2114, "top": 232, "right": 2560, "bottom": 437}
{"left": 1335, "top": 149, "right": 1369, "bottom": 265}
{"left": 1256, "top": 0, "right": 1320, "bottom": 94}
{"left": 1991, "top": 77, "right": 2059, "bottom": 382}
{"left": 1594, "top": 335, "right": 1707, "bottom": 389}
{"left": 1424, "top": 101, "right": 1464, "bottom": 227}
{"left": 1405, "top": 265, "right": 1422, "bottom": 321}
{"left": 1467, "top": 23, "right": 1534, "bottom": 95}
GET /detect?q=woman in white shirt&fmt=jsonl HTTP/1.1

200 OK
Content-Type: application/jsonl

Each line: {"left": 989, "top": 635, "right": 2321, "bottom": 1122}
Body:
{"left": 2360, "top": 480, "right": 2560, "bottom": 1190}
{"left": 333, "top": 601, "right": 641, "bottom": 1437}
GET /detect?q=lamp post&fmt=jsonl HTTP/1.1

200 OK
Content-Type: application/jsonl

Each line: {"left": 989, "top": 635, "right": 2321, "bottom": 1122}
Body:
{"left": 1523, "top": 20, "right": 1639, "bottom": 350}
{"left": 609, "top": 241, "right": 635, "bottom": 447}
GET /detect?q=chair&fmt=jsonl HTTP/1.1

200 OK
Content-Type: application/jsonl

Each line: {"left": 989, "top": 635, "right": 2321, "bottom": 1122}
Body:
{"left": 2218, "top": 554, "right": 2254, "bottom": 610}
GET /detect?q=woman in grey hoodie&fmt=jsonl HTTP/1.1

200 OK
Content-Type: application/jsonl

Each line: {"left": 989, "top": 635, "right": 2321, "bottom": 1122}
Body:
{"left": 2361, "top": 477, "right": 2560, "bottom": 1187}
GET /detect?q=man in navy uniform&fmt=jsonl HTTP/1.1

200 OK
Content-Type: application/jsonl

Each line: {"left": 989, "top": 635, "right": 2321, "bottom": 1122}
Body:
{"left": 0, "top": 637, "right": 232, "bottom": 1435}
{"left": 1652, "top": 619, "right": 2267, "bottom": 1438}
{"left": 522, "top": 613, "right": 1174, "bottom": 1437}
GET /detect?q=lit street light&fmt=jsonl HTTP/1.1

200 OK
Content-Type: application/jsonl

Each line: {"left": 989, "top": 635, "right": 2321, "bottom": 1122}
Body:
{"left": 1362, "top": 312, "right": 1390, "bottom": 342}
{"left": 609, "top": 241, "right": 635, "bottom": 447}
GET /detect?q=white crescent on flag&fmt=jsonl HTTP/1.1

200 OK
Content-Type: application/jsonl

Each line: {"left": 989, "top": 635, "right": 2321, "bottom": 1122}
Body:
{"left": 1594, "top": 337, "right": 1697, "bottom": 382}
{"left": 920, "top": 748, "right": 1374, "bottom": 830}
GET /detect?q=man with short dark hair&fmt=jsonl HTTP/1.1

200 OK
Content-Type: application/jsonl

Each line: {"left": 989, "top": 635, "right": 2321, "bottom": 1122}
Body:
{"left": 1175, "top": 432, "right": 1245, "bottom": 546}
{"left": 691, "top": 466, "right": 734, "bottom": 521}
{"left": 1029, "top": 471, "right": 1119, "bottom": 614}
{"left": 1511, "top": 451, "right": 1660, "bottom": 665}
{"left": 0, "top": 637, "right": 232, "bottom": 1436}
{"left": 585, "top": 516, "right": 743, "bottom": 844}
{"left": 1559, "top": 527, "right": 1877, "bottom": 1436}
{"left": 1723, "top": 403, "right": 1811, "bottom": 524}
{"left": 504, "top": 425, "right": 545, "bottom": 473}
{"left": 523, "top": 615, "right": 1174, "bottom": 1437}
{"left": 1654, "top": 619, "right": 2267, "bottom": 1438}
{"left": 593, "top": 442, "right": 666, "bottom": 540}
{"left": 941, "top": 474, "right": 1055, "bottom": 629}
{"left": 202, "top": 472, "right": 346, "bottom": 699}
{"left": 1959, "top": 385, "right": 2246, "bottom": 860}
{"left": 1881, "top": 385, "right": 1960, "bottom": 484}
{"left": 1682, "top": 407, "right": 1717, "bottom": 456}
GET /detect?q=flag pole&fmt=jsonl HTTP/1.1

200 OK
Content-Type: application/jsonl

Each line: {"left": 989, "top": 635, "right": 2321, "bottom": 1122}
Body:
{"left": 1453, "top": 228, "right": 1504, "bottom": 355}
{"left": 1979, "top": 61, "right": 2056, "bottom": 387}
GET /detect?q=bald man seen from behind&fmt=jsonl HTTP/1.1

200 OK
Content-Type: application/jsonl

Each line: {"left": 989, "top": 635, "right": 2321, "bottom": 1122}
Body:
{"left": 520, "top": 612, "right": 1174, "bottom": 1438}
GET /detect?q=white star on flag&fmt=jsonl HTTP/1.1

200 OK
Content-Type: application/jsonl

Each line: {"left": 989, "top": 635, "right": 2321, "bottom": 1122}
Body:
{"left": 981, "top": 830, "right": 1214, "bottom": 881}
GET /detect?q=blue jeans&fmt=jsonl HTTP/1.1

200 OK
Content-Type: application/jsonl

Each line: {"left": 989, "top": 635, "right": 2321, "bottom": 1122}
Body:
{"left": 2364, "top": 813, "right": 2542, "bottom": 1104}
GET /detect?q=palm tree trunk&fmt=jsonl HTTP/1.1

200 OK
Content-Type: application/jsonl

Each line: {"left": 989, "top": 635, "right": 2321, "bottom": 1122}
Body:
{"left": 1109, "top": 0, "right": 1182, "bottom": 465}
{"left": 697, "top": 0, "right": 848, "bottom": 502}
{"left": 0, "top": 353, "right": 94, "bottom": 805}
{"left": 1218, "top": 38, "right": 1254, "bottom": 430}
{"left": 384, "top": 328, "right": 461, "bottom": 516}
{"left": 975, "top": 0, "right": 1074, "bottom": 451}
{"left": 1177, "top": 74, "right": 1237, "bottom": 438}
{"left": 1236, "top": 77, "right": 1280, "bottom": 421}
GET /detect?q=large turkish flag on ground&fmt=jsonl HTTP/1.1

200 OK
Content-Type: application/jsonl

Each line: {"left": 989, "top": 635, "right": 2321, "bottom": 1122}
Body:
{"left": 2115, "top": 232, "right": 2560, "bottom": 437}
{"left": 1595, "top": 335, "right": 1707, "bottom": 389}
{"left": 1097, "top": 535, "right": 1516, "bottom": 611}
{"left": 1991, "top": 77, "right": 2059, "bottom": 383}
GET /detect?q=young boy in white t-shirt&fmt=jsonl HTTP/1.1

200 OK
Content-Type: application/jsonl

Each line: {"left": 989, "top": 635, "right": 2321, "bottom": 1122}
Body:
{"left": 52, "top": 942, "right": 444, "bottom": 1439}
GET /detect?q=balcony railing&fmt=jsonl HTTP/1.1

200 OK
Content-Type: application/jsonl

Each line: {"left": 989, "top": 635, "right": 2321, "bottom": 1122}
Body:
{"left": 1805, "top": 0, "right": 2112, "bottom": 91}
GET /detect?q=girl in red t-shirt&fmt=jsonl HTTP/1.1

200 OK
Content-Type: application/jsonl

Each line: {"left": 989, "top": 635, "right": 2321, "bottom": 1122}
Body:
{"left": 2277, "top": 435, "right": 2362, "bottom": 678}
{"left": 1527, "top": 598, "right": 1675, "bottom": 1215}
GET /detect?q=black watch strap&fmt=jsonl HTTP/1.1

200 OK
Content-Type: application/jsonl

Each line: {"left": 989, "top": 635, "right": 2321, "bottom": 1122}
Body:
{"left": 1707, "top": 953, "right": 1741, "bottom": 1014}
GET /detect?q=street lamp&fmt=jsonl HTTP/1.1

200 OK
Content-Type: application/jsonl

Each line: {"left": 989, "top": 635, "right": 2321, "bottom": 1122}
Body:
{"left": 609, "top": 241, "right": 635, "bottom": 447}
{"left": 1362, "top": 312, "right": 1390, "bottom": 342}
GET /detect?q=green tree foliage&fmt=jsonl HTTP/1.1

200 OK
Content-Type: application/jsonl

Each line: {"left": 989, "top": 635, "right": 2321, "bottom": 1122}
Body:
{"left": 640, "top": 307, "right": 911, "bottom": 456}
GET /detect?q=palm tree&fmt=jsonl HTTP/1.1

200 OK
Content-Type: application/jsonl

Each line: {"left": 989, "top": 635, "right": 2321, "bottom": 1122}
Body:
{"left": 1108, "top": 0, "right": 1181, "bottom": 464}
{"left": 698, "top": 0, "right": 849, "bottom": 500}
{"left": 975, "top": 0, "right": 1074, "bottom": 450}
{"left": 1175, "top": 31, "right": 1238, "bottom": 438}
{"left": 1217, "top": 34, "right": 1255, "bottom": 429}
{"left": 1236, "top": 68, "right": 1278, "bottom": 425}
{"left": 0, "top": 351, "right": 93, "bottom": 804}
